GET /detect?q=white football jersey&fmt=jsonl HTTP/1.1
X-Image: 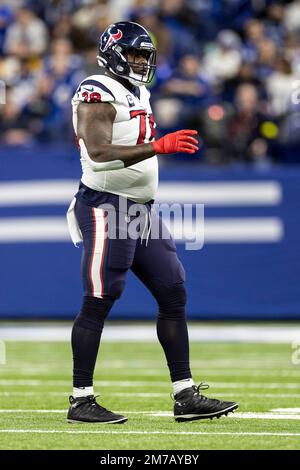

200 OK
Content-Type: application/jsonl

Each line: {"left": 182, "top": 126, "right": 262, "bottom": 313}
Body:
{"left": 72, "top": 71, "right": 158, "bottom": 203}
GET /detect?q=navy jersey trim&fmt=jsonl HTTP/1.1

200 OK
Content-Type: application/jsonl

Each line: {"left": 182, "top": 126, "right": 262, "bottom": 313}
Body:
{"left": 131, "top": 87, "right": 140, "bottom": 99}
{"left": 80, "top": 80, "right": 116, "bottom": 100}
{"left": 75, "top": 182, "right": 154, "bottom": 210}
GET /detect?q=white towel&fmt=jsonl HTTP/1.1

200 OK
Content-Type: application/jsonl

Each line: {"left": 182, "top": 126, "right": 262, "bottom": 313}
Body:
{"left": 66, "top": 198, "right": 82, "bottom": 247}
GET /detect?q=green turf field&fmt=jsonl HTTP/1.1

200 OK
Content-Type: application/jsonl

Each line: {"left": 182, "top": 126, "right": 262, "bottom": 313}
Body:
{"left": 0, "top": 339, "right": 300, "bottom": 450}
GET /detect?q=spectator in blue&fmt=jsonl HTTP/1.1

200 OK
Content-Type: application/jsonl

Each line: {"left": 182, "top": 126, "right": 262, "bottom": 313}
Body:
{"left": 160, "top": 53, "right": 212, "bottom": 116}
{"left": 154, "top": 53, "right": 211, "bottom": 161}
{"left": 203, "top": 29, "right": 242, "bottom": 85}
{"left": 27, "top": 0, "right": 83, "bottom": 28}
{"left": 264, "top": 1, "right": 287, "bottom": 47}
{"left": 4, "top": 5, "right": 48, "bottom": 59}
{"left": 0, "top": 5, "right": 14, "bottom": 57}
{"left": 157, "top": 0, "right": 199, "bottom": 66}
{"left": 254, "top": 37, "right": 278, "bottom": 80}
{"left": 26, "top": 38, "right": 84, "bottom": 142}
{"left": 242, "top": 18, "right": 266, "bottom": 64}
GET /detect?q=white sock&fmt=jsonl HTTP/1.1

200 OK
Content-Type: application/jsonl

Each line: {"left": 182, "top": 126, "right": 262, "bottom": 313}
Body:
{"left": 172, "top": 378, "right": 195, "bottom": 396}
{"left": 73, "top": 386, "right": 94, "bottom": 398}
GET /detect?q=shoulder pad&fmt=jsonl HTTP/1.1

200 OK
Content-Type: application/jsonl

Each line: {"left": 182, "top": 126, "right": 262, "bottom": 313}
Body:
{"left": 74, "top": 75, "right": 116, "bottom": 104}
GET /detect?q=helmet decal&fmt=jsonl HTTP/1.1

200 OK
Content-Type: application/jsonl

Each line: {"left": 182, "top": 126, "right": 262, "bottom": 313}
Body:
{"left": 103, "top": 27, "right": 123, "bottom": 52}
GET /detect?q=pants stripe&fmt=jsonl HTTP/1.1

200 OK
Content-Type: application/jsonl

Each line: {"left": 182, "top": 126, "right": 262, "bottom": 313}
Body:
{"left": 89, "top": 208, "right": 106, "bottom": 298}
{"left": 88, "top": 208, "right": 96, "bottom": 296}
{"left": 99, "top": 211, "right": 107, "bottom": 298}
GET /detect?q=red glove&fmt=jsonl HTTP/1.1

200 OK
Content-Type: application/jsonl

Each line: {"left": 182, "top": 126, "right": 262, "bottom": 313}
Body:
{"left": 151, "top": 129, "right": 199, "bottom": 154}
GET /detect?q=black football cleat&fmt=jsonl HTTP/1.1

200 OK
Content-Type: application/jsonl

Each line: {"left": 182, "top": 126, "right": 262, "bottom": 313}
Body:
{"left": 67, "top": 395, "right": 128, "bottom": 424}
{"left": 173, "top": 382, "right": 238, "bottom": 422}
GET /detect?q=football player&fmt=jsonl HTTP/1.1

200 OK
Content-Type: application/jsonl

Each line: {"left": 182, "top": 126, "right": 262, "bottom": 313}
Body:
{"left": 66, "top": 21, "right": 238, "bottom": 423}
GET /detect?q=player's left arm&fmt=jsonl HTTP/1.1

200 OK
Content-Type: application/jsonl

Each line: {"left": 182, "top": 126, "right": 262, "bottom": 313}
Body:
{"left": 77, "top": 101, "right": 199, "bottom": 172}
{"left": 77, "top": 101, "right": 158, "bottom": 170}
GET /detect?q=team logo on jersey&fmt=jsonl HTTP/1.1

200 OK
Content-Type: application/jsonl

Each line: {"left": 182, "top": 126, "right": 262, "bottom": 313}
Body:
{"left": 126, "top": 94, "right": 135, "bottom": 107}
{"left": 103, "top": 27, "right": 123, "bottom": 52}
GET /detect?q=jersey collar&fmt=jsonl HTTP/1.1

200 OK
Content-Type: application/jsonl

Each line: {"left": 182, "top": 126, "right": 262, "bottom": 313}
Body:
{"left": 102, "top": 68, "right": 141, "bottom": 99}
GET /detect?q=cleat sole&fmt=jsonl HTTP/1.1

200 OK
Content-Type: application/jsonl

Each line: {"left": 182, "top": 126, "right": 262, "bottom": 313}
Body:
{"left": 67, "top": 417, "right": 128, "bottom": 424}
{"left": 174, "top": 403, "right": 238, "bottom": 423}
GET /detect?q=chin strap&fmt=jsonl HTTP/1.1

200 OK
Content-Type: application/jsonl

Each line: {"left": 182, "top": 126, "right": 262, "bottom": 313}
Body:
{"left": 97, "top": 55, "right": 147, "bottom": 86}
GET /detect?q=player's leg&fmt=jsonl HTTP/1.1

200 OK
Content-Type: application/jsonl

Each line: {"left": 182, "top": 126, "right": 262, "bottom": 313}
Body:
{"left": 132, "top": 210, "right": 238, "bottom": 421}
{"left": 68, "top": 199, "right": 136, "bottom": 424}
{"left": 132, "top": 210, "right": 191, "bottom": 384}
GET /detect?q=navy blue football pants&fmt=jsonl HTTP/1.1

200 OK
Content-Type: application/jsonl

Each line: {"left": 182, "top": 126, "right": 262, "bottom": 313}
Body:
{"left": 71, "top": 197, "right": 192, "bottom": 386}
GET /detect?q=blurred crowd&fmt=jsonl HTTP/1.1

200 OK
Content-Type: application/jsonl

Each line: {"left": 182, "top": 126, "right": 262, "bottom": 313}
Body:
{"left": 1, "top": 0, "right": 300, "bottom": 164}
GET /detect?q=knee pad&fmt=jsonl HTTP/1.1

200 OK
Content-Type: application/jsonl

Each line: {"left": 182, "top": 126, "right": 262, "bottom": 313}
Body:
{"left": 74, "top": 295, "right": 115, "bottom": 332}
{"left": 157, "top": 282, "right": 187, "bottom": 321}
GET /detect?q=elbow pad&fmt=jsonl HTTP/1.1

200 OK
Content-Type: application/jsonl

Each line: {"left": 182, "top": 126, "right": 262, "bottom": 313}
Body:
{"left": 79, "top": 138, "right": 124, "bottom": 172}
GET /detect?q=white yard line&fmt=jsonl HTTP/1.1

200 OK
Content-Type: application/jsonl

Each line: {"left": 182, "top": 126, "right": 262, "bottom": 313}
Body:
{"left": 0, "top": 392, "right": 167, "bottom": 397}
{"left": 0, "top": 359, "right": 294, "bottom": 369}
{"left": 3, "top": 368, "right": 300, "bottom": 378}
{"left": 0, "top": 410, "right": 67, "bottom": 413}
{"left": 1, "top": 410, "right": 300, "bottom": 420}
{"left": 2, "top": 360, "right": 293, "bottom": 365}
{"left": 148, "top": 412, "right": 300, "bottom": 420}
{"left": 1, "top": 324, "right": 300, "bottom": 343}
{"left": 0, "top": 430, "right": 299, "bottom": 437}
{"left": 0, "top": 380, "right": 299, "bottom": 389}
{"left": 271, "top": 408, "right": 300, "bottom": 413}
{"left": 0, "top": 392, "right": 300, "bottom": 398}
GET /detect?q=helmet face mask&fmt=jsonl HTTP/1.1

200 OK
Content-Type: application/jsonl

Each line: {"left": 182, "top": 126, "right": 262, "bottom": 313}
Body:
{"left": 124, "top": 47, "right": 156, "bottom": 85}
{"left": 98, "top": 22, "right": 157, "bottom": 86}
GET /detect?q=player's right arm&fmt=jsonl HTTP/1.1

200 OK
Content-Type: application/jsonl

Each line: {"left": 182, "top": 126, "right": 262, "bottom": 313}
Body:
{"left": 77, "top": 102, "right": 199, "bottom": 172}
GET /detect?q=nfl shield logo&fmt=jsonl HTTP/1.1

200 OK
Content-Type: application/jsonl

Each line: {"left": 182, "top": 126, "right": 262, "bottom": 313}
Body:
{"left": 126, "top": 95, "right": 135, "bottom": 107}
